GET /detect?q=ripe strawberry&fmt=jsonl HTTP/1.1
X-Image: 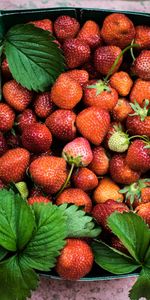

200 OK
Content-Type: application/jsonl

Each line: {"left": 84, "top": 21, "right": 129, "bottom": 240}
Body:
{"left": 22, "top": 123, "right": 52, "bottom": 153}
{"left": 30, "top": 149, "right": 53, "bottom": 163}
{"left": 82, "top": 61, "right": 99, "bottom": 79}
{"left": 72, "top": 167, "right": 98, "bottom": 191}
{"left": 0, "top": 133, "right": 7, "bottom": 157}
{"left": 77, "top": 20, "right": 102, "bottom": 48}
{"left": 92, "top": 199, "right": 129, "bottom": 231}
{"left": 56, "top": 239, "right": 94, "bottom": 280}
{"left": 34, "top": 92, "right": 54, "bottom": 119}
{"left": 94, "top": 46, "right": 123, "bottom": 75}
{"left": 89, "top": 146, "right": 109, "bottom": 175}
{"left": 125, "top": 139, "right": 150, "bottom": 173}
{"left": 112, "top": 98, "right": 132, "bottom": 122}
{"left": 29, "top": 19, "right": 53, "bottom": 33}
{"left": 126, "top": 100, "right": 150, "bottom": 137}
{"left": 63, "top": 38, "right": 90, "bottom": 69}
{"left": 135, "top": 203, "right": 150, "bottom": 227}
{"left": 6, "top": 132, "right": 20, "bottom": 149}
{"left": 28, "top": 196, "right": 51, "bottom": 205}
{"left": 93, "top": 177, "right": 124, "bottom": 204}
{"left": 46, "top": 109, "right": 76, "bottom": 142}
{"left": 132, "top": 50, "right": 150, "bottom": 81}
{"left": 66, "top": 69, "right": 89, "bottom": 86}
{"left": 54, "top": 15, "right": 80, "bottom": 41}
{"left": 129, "top": 79, "right": 150, "bottom": 107}
{"left": 1, "top": 58, "right": 11, "bottom": 79}
{"left": 111, "top": 236, "right": 128, "bottom": 254}
{"left": 29, "top": 156, "right": 68, "bottom": 194}
{"left": 109, "top": 154, "right": 140, "bottom": 185}
{"left": 51, "top": 73, "right": 83, "bottom": 109}
{"left": 134, "top": 25, "right": 150, "bottom": 50}
{"left": 110, "top": 71, "right": 133, "bottom": 96}
{"left": 62, "top": 137, "right": 93, "bottom": 167}
{"left": 17, "top": 109, "right": 37, "bottom": 132}
{"left": 101, "top": 13, "right": 135, "bottom": 49}
{"left": 56, "top": 188, "right": 92, "bottom": 213}
{"left": 83, "top": 80, "right": 118, "bottom": 111}
{"left": 76, "top": 106, "right": 110, "bottom": 146}
{"left": 3, "top": 80, "right": 33, "bottom": 111}
{"left": 0, "top": 103, "right": 15, "bottom": 132}
{"left": 0, "top": 148, "right": 30, "bottom": 183}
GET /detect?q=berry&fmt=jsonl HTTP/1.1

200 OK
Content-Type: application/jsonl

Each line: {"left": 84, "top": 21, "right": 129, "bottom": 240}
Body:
{"left": 0, "top": 103, "right": 15, "bottom": 132}
{"left": 93, "top": 177, "right": 124, "bottom": 203}
{"left": 72, "top": 168, "right": 98, "bottom": 191}
{"left": 134, "top": 25, "right": 150, "bottom": 50}
{"left": 132, "top": 50, "right": 150, "bottom": 81}
{"left": 110, "top": 71, "right": 133, "bottom": 96}
{"left": 89, "top": 146, "right": 109, "bottom": 176}
{"left": 77, "top": 20, "right": 102, "bottom": 48}
{"left": 34, "top": 92, "right": 54, "bottom": 119}
{"left": 29, "top": 19, "right": 53, "bottom": 32}
{"left": 54, "top": 15, "right": 80, "bottom": 41}
{"left": 17, "top": 109, "right": 37, "bottom": 132}
{"left": 28, "top": 196, "right": 51, "bottom": 205}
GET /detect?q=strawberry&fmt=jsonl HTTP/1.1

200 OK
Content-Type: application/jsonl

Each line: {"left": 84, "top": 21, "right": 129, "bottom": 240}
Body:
{"left": 51, "top": 73, "right": 83, "bottom": 109}
{"left": 0, "top": 179, "right": 5, "bottom": 190}
{"left": 29, "top": 19, "right": 53, "bottom": 33}
{"left": 135, "top": 203, "right": 150, "bottom": 227}
{"left": 76, "top": 106, "right": 110, "bottom": 146}
{"left": 110, "top": 71, "right": 133, "bottom": 96}
{"left": 3, "top": 80, "right": 33, "bottom": 111}
{"left": 82, "top": 61, "right": 99, "bottom": 79}
{"left": 126, "top": 100, "right": 150, "bottom": 137}
{"left": 1, "top": 58, "right": 11, "bottom": 79}
{"left": 0, "top": 133, "right": 7, "bottom": 157}
{"left": 77, "top": 20, "right": 102, "bottom": 49}
{"left": 54, "top": 15, "right": 80, "bottom": 41}
{"left": 46, "top": 109, "right": 76, "bottom": 142}
{"left": 89, "top": 146, "right": 109, "bottom": 176}
{"left": 34, "top": 92, "right": 54, "bottom": 119}
{"left": 104, "top": 122, "right": 123, "bottom": 149}
{"left": 72, "top": 167, "right": 98, "bottom": 191}
{"left": 92, "top": 199, "right": 129, "bottom": 231}
{"left": 22, "top": 123, "right": 52, "bottom": 153}
{"left": 62, "top": 137, "right": 93, "bottom": 167}
{"left": 29, "top": 156, "right": 68, "bottom": 194}
{"left": 29, "top": 186, "right": 45, "bottom": 197}
{"left": 93, "top": 177, "right": 124, "bottom": 204}
{"left": 28, "top": 196, "right": 51, "bottom": 205}
{"left": 56, "top": 188, "right": 92, "bottom": 213}
{"left": 129, "top": 79, "right": 150, "bottom": 107}
{"left": 107, "top": 126, "right": 130, "bottom": 153}
{"left": 0, "top": 103, "right": 15, "bottom": 132}
{"left": 83, "top": 80, "right": 118, "bottom": 111}
{"left": 112, "top": 98, "right": 132, "bottom": 122}
{"left": 109, "top": 154, "right": 140, "bottom": 185}
{"left": 132, "top": 50, "right": 150, "bottom": 81}
{"left": 6, "top": 132, "right": 20, "bottom": 149}
{"left": 125, "top": 139, "right": 150, "bottom": 173}
{"left": 0, "top": 148, "right": 30, "bottom": 183}
{"left": 17, "top": 109, "right": 37, "bottom": 132}
{"left": 63, "top": 38, "right": 91, "bottom": 69}
{"left": 101, "top": 13, "right": 135, "bottom": 49}
{"left": 66, "top": 69, "right": 89, "bottom": 86}
{"left": 111, "top": 236, "right": 128, "bottom": 254}
{"left": 30, "top": 149, "right": 53, "bottom": 163}
{"left": 56, "top": 239, "right": 94, "bottom": 280}
{"left": 134, "top": 25, "right": 150, "bottom": 50}
{"left": 94, "top": 46, "right": 123, "bottom": 75}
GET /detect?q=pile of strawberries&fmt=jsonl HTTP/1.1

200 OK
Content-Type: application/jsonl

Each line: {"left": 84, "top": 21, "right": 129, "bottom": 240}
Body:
{"left": 0, "top": 12, "right": 150, "bottom": 280}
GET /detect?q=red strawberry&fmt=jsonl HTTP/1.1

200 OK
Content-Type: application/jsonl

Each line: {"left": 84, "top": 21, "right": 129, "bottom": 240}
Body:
{"left": 56, "top": 239, "right": 94, "bottom": 280}
{"left": 135, "top": 203, "right": 150, "bottom": 227}
{"left": 34, "top": 92, "right": 54, "bottom": 119}
{"left": 109, "top": 154, "right": 140, "bottom": 185}
{"left": 54, "top": 15, "right": 80, "bottom": 41}
{"left": 76, "top": 106, "right": 110, "bottom": 145}
{"left": 46, "top": 109, "right": 76, "bottom": 142}
{"left": 89, "top": 146, "right": 109, "bottom": 176}
{"left": 63, "top": 38, "right": 91, "bottom": 69}
{"left": 62, "top": 137, "right": 93, "bottom": 167}
{"left": 3, "top": 80, "right": 33, "bottom": 111}
{"left": 134, "top": 25, "right": 150, "bottom": 50}
{"left": 29, "top": 185, "right": 45, "bottom": 198}
{"left": 0, "top": 103, "right": 15, "bottom": 132}
{"left": 17, "top": 109, "right": 37, "bottom": 132}
{"left": 0, "top": 133, "right": 7, "bottom": 157}
{"left": 132, "top": 50, "right": 150, "bottom": 81}
{"left": 29, "top": 19, "right": 53, "bottom": 33}
{"left": 1, "top": 58, "right": 11, "bottom": 79}
{"left": 0, "top": 148, "right": 30, "bottom": 183}
{"left": 72, "top": 167, "right": 98, "bottom": 191}
{"left": 22, "top": 123, "right": 52, "bottom": 153}
{"left": 130, "top": 79, "right": 150, "bottom": 107}
{"left": 77, "top": 20, "right": 102, "bottom": 49}
{"left": 101, "top": 13, "right": 135, "bottom": 49}
{"left": 5, "top": 132, "right": 20, "bottom": 149}
{"left": 92, "top": 199, "right": 129, "bottom": 231}
{"left": 66, "top": 69, "right": 89, "bottom": 86}
{"left": 110, "top": 71, "right": 133, "bottom": 96}
{"left": 111, "top": 236, "right": 128, "bottom": 254}
{"left": 30, "top": 149, "right": 53, "bottom": 163}
{"left": 82, "top": 61, "right": 99, "bottom": 79}
{"left": 29, "top": 156, "right": 68, "bottom": 194}
{"left": 94, "top": 46, "right": 123, "bottom": 75}
{"left": 28, "top": 196, "right": 51, "bottom": 205}
{"left": 112, "top": 98, "right": 132, "bottom": 122}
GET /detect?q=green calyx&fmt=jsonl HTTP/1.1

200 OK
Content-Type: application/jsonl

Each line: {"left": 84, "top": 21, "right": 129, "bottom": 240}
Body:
{"left": 108, "top": 126, "right": 130, "bottom": 152}
{"left": 129, "top": 99, "right": 149, "bottom": 122}
{"left": 87, "top": 80, "right": 110, "bottom": 95}
{"left": 15, "top": 182, "right": 29, "bottom": 200}
{"left": 62, "top": 151, "right": 83, "bottom": 167}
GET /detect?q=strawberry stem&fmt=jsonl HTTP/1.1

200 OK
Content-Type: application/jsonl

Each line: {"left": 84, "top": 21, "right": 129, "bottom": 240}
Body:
{"left": 55, "top": 163, "right": 75, "bottom": 198}
{"left": 130, "top": 39, "right": 136, "bottom": 61}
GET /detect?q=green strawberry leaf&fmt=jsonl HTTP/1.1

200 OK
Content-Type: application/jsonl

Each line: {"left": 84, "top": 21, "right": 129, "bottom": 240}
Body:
{"left": 0, "top": 189, "right": 35, "bottom": 251}
{"left": 0, "top": 255, "right": 38, "bottom": 300}
{"left": 129, "top": 267, "right": 150, "bottom": 300}
{"left": 0, "top": 246, "right": 7, "bottom": 261}
{"left": 21, "top": 203, "right": 67, "bottom": 271}
{"left": 107, "top": 212, "right": 150, "bottom": 263}
{"left": 4, "top": 24, "right": 65, "bottom": 92}
{"left": 92, "top": 240, "right": 140, "bottom": 274}
{"left": 59, "top": 204, "right": 101, "bottom": 238}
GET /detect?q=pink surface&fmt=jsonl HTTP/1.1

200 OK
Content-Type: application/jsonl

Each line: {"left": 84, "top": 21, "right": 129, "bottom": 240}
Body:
{"left": 1, "top": 1, "right": 150, "bottom": 300}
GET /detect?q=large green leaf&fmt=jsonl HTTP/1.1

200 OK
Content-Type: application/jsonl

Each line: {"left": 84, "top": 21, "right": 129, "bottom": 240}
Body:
{"left": 92, "top": 240, "right": 140, "bottom": 275}
{"left": 0, "top": 255, "right": 38, "bottom": 300}
{"left": 0, "top": 246, "right": 7, "bottom": 261}
{"left": 21, "top": 203, "right": 67, "bottom": 271}
{"left": 129, "top": 267, "right": 150, "bottom": 300}
{"left": 59, "top": 204, "right": 101, "bottom": 238}
{"left": 4, "top": 24, "right": 65, "bottom": 92}
{"left": 107, "top": 212, "right": 150, "bottom": 263}
{"left": 0, "top": 189, "right": 35, "bottom": 251}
